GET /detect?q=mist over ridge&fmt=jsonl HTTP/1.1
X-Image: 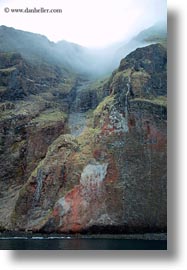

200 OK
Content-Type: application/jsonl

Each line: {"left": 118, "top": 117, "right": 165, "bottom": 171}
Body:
{"left": 0, "top": 21, "right": 166, "bottom": 78}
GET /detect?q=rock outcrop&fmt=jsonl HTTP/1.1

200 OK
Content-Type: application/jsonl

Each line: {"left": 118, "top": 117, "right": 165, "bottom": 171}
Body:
{"left": 0, "top": 52, "right": 71, "bottom": 229}
{"left": 0, "top": 43, "right": 167, "bottom": 234}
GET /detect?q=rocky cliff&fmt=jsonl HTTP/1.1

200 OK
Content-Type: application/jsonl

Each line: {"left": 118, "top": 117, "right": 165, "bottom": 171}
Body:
{"left": 0, "top": 51, "right": 72, "bottom": 229}
{"left": 0, "top": 43, "right": 167, "bottom": 234}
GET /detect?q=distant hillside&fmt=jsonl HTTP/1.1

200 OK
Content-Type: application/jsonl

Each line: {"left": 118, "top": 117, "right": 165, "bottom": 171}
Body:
{"left": 134, "top": 21, "right": 167, "bottom": 45}
{"left": 0, "top": 26, "right": 56, "bottom": 64}
{"left": 0, "top": 23, "right": 167, "bottom": 78}
{"left": 0, "top": 25, "right": 86, "bottom": 74}
{"left": 114, "top": 21, "right": 167, "bottom": 68}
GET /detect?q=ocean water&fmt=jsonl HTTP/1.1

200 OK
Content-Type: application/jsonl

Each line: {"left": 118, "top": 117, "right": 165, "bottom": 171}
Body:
{"left": 0, "top": 236, "right": 167, "bottom": 250}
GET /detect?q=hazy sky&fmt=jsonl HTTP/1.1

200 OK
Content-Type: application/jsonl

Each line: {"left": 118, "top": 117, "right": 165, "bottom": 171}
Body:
{"left": 0, "top": 0, "right": 167, "bottom": 47}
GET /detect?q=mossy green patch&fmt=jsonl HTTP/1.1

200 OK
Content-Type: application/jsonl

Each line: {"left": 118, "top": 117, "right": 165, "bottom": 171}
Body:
{"left": 132, "top": 96, "right": 167, "bottom": 107}
{"left": 94, "top": 95, "right": 115, "bottom": 116}
{"left": 11, "top": 140, "right": 26, "bottom": 153}
{"left": 30, "top": 110, "right": 67, "bottom": 127}
{"left": 47, "top": 134, "right": 78, "bottom": 156}
{"left": 55, "top": 76, "right": 76, "bottom": 95}
{"left": 113, "top": 69, "right": 131, "bottom": 81}
{"left": 78, "top": 127, "right": 100, "bottom": 147}
{"left": 132, "top": 70, "right": 150, "bottom": 78}
{"left": 0, "top": 109, "right": 14, "bottom": 120}
{"left": 0, "top": 67, "right": 16, "bottom": 73}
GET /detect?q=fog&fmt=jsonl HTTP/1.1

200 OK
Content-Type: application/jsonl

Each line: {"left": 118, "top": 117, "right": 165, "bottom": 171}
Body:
{"left": 0, "top": 0, "right": 167, "bottom": 78}
{"left": 0, "top": 20, "right": 167, "bottom": 79}
{"left": 0, "top": 0, "right": 167, "bottom": 48}
{"left": 55, "top": 21, "right": 167, "bottom": 78}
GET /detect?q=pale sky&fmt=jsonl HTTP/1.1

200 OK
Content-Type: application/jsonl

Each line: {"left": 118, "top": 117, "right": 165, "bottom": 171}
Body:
{"left": 0, "top": 0, "right": 167, "bottom": 48}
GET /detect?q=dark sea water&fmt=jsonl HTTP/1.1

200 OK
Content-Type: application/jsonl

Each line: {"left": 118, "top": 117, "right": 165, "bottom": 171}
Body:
{"left": 0, "top": 236, "right": 167, "bottom": 250}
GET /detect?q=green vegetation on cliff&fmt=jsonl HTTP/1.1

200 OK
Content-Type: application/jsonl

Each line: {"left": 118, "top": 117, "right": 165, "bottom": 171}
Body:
{"left": 0, "top": 31, "right": 167, "bottom": 234}
{"left": 30, "top": 110, "right": 67, "bottom": 127}
{"left": 132, "top": 96, "right": 167, "bottom": 107}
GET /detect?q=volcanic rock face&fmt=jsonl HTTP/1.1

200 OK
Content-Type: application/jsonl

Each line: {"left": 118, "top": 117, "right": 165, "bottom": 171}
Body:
{"left": 0, "top": 43, "right": 167, "bottom": 234}
{"left": 103, "top": 44, "right": 167, "bottom": 100}
{"left": 0, "top": 52, "right": 65, "bottom": 102}
{"left": 0, "top": 52, "right": 70, "bottom": 229}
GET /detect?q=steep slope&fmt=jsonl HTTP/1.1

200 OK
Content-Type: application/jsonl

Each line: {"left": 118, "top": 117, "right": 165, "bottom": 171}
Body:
{"left": 0, "top": 27, "right": 106, "bottom": 230}
{"left": 0, "top": 25, "right": 87, "bottom": 74}
{"left": 0, "top": 52, "right": 72, "bottom": 102}
{"left": 7, "top": 44, "right": 167, "bottom": 234}
{"left": 0, "top": 26, "right": 59, "bottom": 66}
{"left": 114, "top": 21, "right": 167, "bottom": 68}
{"left": 0, "top": 51, "right": 74, "bottom": 229}
{"left": 107, "top": 43, "right": 167, "bottom": 98}
{"left": 134, "top": 21, "right": 167, "bottom": 45}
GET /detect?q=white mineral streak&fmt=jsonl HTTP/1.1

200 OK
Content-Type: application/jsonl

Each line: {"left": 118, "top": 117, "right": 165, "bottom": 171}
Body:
{"left": 55, "top": 163, "right": 108, "bottom": 226}
{"left": 124, "top": 76, "right": 131, "bottom": 133}
{"left": 80, "top": 163, "right": 108, "bottom": 188}
{"left": 55, "top": 197, "right": 71, "bottom": 226}
{"left": 109, "top": 108, "right": 129, "bottom": 133}
{"left": 57, "top": 198, "right": 71, "bottom": 216}
{"left": 95, "top": 214, "right": 115, "bottom": 225}
{"left": 108, "top": 76, "right": 131, "bottom": 134}
{"left": 34, "top": 169, "right": 43, "bottom": 202}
